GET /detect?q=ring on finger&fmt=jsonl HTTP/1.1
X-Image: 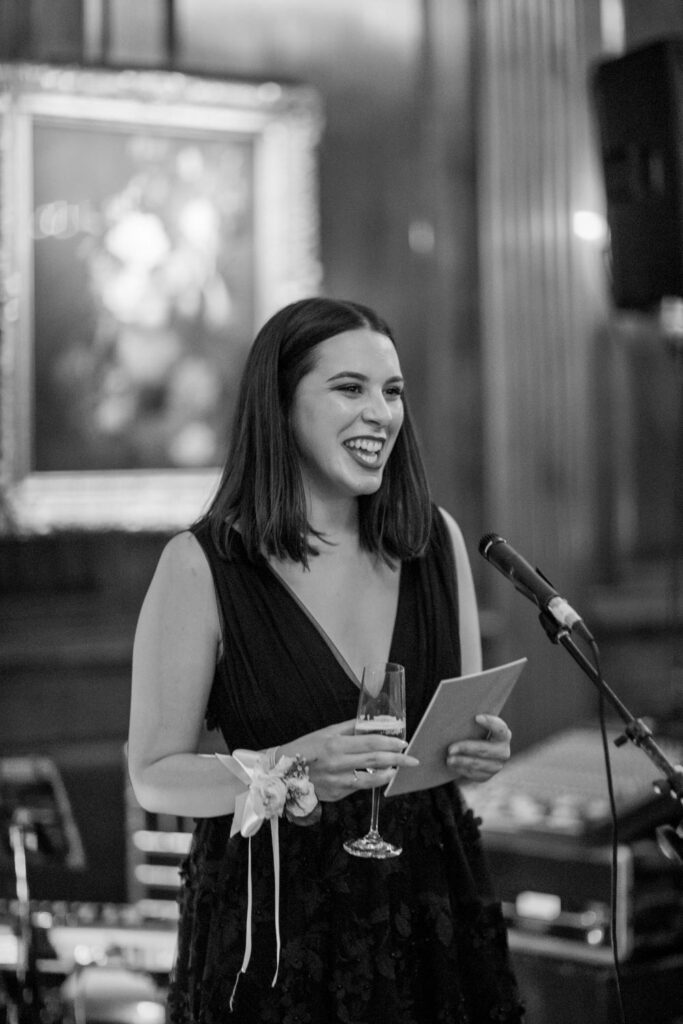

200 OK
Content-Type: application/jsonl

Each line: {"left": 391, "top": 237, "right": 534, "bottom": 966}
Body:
{"left": 352, "top": 769, "right": 363, "bottom": 786}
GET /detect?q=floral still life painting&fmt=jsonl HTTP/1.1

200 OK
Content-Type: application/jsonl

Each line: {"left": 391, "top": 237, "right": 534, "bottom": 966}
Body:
{"left": 0, "top": 64, "right": 322, "bottom": 530}
{"left": 33, "top": 125, "right": 254, "bottom": 474}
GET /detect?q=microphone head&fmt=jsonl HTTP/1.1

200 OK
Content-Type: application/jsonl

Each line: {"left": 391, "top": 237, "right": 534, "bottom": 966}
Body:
{"left": 478, "top": 533, "right": 506, "bottom": 558}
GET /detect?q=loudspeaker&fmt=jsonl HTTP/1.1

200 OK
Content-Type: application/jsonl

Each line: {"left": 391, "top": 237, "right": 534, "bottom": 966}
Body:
{"left": 592, "top": 38, "right": 683, "bottom": 311}
{"left": 510, "top": 949, "right": 683, "bottom": 1024}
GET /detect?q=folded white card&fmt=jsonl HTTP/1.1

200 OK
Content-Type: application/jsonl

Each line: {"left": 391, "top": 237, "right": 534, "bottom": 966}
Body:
{"left": 383, "top": 658, "right": 527, "bottom": 797}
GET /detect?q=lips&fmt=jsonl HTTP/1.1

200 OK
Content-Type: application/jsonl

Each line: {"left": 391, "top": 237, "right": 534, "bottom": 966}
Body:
{"left": 343, "top": 436, "right": 385, "bottom": 466}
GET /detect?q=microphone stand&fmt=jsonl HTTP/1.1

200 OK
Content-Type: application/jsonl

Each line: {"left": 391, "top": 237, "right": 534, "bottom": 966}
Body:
{"left": 537, "top": 609, "right": 683, "bottom": 861}
{"left": 1, "top": 758, "right": 86, "bottom": 1024}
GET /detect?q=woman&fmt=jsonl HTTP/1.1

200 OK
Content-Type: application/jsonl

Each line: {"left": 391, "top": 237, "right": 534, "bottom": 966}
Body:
{"left": 128, "top": 297, "right": 524, "bottom": 1023}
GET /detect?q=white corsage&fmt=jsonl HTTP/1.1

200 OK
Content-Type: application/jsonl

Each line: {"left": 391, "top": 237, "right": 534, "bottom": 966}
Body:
{"left": 220, "top": 750, "right": 319, "bottom": 837}
{"left": 215, "top": 748, "right": 320, "bottom": 1009}
{"left": 280, "top": 753, "right": 320, "bottom": 821}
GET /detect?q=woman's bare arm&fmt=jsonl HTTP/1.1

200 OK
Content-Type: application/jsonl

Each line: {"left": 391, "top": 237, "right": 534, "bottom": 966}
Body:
{"left": 127, "top": 531, "right": 245, "bottom": 818}
{"left": 439, "top": 507, "right": 511, "bottom": 781}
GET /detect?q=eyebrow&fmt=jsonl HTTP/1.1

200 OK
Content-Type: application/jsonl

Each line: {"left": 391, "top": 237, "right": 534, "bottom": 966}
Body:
{"left": 326, "top": 371, "right": 405, "bottom": 384}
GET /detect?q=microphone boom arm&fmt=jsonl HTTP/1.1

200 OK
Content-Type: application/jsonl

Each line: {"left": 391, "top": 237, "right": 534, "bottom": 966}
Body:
{"left": 537, "top": 608, "right": 683, "bottom": 805}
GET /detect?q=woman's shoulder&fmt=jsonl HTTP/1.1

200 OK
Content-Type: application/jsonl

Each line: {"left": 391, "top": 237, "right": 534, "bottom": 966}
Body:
{"left": 161, "top": 528, "right": 207, "bottom": 562}
{"left": 433, "top": 505, "right": 476, "bottom": 579}
{"left": 418, "top": 503, "right": 465, "bottom": 556}
{"left": 153, "top": 530, "right": 214, "bottom": 590}
{"left": 434, "top": 506, "right": 482, "bottom": 672}
{"left": 435, "top": 506, "right": 466, "bottom": 549}
{"left": 136, "top": 530, "right": 221, "bottom": 649}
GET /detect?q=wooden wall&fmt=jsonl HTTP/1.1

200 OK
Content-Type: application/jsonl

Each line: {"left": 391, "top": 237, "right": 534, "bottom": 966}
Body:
{"left": 475, "top": 0, "right": 683, "bottom": 742}
{"left": 474, "top": 0, "right": 608, "bottom": 746}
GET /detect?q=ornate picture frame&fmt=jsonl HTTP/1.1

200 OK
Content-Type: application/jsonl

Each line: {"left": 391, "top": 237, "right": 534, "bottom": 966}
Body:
{"left": 0, "top": 63, "right": 322, "bottom": 532}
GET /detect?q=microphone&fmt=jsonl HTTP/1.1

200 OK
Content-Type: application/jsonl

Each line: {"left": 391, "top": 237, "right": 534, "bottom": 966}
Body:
{"left": 478, "top": 533, "right": 594, "bottom": 641}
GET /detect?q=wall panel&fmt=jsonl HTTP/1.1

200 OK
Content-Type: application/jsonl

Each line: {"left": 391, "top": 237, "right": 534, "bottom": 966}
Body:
{"left": 476, "top": 0, "right": 610, "bottom": 748}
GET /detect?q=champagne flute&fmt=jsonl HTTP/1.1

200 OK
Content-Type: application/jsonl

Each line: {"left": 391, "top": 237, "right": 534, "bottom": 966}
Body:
{"left": 343, "top": 661, "right": 406, "bottom": 859}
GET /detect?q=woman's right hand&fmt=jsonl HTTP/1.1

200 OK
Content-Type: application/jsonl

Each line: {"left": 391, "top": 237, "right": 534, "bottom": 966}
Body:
{"left": 278, "top": 720, "right": 419, "bottom": 802}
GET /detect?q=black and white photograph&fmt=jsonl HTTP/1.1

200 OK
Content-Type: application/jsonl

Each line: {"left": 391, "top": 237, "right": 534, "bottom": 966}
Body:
{"left": 1, "top": 3, "right": 682, "bottom": 1023}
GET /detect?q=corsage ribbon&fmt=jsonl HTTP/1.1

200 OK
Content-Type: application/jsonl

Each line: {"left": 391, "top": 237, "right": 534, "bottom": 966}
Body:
{"left": 215, "top": 748, "right": 320, "bottom": 1010}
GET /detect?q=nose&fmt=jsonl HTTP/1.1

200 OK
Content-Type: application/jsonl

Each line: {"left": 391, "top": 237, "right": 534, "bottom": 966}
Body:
{"left": 361, "top": 388, "right": 392, "bottom": 426}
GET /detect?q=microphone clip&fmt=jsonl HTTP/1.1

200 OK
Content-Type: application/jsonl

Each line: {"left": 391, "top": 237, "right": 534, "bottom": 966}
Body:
{"left": 538, "top": 605, "right": 594, "bottom": 645}
{"left": 537, "top": 607, "right": 571, "bottom": 644}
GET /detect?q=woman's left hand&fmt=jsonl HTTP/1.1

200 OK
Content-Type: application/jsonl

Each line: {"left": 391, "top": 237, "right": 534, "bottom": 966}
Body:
{"left": 445, "top": 714, "right": 511, "bottom": 783}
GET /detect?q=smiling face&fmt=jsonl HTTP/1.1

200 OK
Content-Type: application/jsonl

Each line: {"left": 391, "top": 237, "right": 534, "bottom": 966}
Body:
{"left": 290, "top": 328, "right": 405, "bottom": 505}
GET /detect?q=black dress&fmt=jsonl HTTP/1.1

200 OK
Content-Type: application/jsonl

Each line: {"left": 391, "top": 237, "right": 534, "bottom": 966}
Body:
{"left": 167, "top": 509, "right": 525, "bottom": 1024}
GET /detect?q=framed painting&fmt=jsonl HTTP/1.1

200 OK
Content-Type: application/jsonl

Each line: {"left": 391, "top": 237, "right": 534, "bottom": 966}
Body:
{"left": 0, "top": 63, "right": 322, "bottom": 532}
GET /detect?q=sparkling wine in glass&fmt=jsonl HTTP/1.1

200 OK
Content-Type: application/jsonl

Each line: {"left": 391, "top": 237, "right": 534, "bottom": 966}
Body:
{"left": 343, "top": 661, "right": 406, "bottom": 859}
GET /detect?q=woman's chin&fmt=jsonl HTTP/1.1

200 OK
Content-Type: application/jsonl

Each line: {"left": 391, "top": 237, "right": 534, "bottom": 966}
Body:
{"left": 303, "top": 462, "right": 386, "bottom": 502}
{"left": 349, "top": 471, "right": 384, "bottom": 496}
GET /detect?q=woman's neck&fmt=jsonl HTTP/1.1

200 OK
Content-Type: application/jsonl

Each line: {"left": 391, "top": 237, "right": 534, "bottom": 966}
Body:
{"left": 306, "top": 495, "right": 359, "bottom": 544}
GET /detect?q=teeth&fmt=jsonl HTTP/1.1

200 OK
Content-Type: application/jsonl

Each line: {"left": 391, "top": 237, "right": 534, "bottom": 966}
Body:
{"left": 345, "top": 438, "right": 383, "bottom": 453}
{"left": 344, "top": 438, "right": 383, "bottom": 466}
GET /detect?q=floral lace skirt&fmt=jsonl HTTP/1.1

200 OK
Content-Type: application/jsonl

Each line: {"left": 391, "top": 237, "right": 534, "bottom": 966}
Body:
{"left": 167, "top": 785, "right": 525, "bottom": 1024}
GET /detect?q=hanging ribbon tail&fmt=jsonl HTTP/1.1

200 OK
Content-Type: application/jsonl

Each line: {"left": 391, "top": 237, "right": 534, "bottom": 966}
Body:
{"left": 215, "top": 750, "right": 283, "bottom": 1005}
{"left": 229, "top": 836, "right": 254, "bottom": 1012}
{"left": 270, "top": 816, "right": 281, "bottom": 987}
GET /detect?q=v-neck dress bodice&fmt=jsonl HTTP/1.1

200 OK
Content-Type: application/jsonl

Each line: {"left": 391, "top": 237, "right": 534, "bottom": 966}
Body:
{"left": 168, "top": 507, "right": 524, "bottom": 1024}
{"left": 259, "top": 555, "right": 403, "bottom": 690}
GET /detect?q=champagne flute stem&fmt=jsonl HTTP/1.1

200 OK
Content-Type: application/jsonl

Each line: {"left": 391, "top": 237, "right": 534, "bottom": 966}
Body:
{"left": 369, "top": 786, "right": 381, "bottom": 836}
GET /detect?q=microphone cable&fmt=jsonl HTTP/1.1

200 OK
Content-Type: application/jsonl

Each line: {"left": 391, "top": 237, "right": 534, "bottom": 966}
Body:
{"left": 588, "top": 635, "right": 628, "bottom": 1024}
{"left": 667, "top": 340, "right": 683, "bottom": 721}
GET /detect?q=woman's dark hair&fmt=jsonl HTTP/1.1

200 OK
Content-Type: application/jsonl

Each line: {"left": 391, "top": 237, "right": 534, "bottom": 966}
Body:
{"left": 198, "top": 296, "right": 432, "bottom": 564}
